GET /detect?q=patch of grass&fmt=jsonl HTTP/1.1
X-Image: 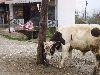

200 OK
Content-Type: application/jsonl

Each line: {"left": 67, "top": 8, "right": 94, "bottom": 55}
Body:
{"left": 0, "top": 27, "right": 56, "bottom": 41}
{"left": 46, "top": 27, "right": 56, "bottom": 38}
{"left": 2, "top": 34, "right": 26, "bottom": 41}
{"left": 0, "top": 30, "right": 28, "bottom": 41}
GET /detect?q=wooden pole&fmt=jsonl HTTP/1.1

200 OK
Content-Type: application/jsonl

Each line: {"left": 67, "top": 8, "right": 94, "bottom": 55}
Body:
{"left": 37, "top": 0, "right": 49, "bottom": 64}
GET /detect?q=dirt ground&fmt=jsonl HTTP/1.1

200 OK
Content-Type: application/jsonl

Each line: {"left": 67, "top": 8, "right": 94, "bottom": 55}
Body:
{"left": 0, "top": 28, "right": 99, "bottom": 75}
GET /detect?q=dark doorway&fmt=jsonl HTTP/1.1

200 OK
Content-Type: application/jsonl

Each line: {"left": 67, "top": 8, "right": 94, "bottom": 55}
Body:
{"left": 23, "top": 3, "right": 31, "bottom": 23}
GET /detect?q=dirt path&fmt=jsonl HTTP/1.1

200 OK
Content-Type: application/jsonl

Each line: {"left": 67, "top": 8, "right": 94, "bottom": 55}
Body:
{"left": 0, "top": 35, "right": 99, "bottom": 75}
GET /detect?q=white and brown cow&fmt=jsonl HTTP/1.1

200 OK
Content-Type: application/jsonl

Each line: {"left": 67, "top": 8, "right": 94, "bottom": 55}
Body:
{"left": 45, "top": 24, "right": 100, "bottom": 68}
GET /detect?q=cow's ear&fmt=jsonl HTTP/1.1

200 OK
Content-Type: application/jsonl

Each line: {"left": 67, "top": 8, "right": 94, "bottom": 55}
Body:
{"left": 61, "top": 39, "right": 65, "bottom": 45}
{"left": 50, "top": 31, "right": 58, "bottom": 41}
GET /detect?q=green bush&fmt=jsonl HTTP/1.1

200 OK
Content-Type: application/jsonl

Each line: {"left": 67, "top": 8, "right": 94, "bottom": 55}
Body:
{"left": 1, "top": 27, "right": 56, "bottom": 41}
{"left": 46, "top": 27, "right": 56, "bottom": 38}
{"left": 2, "top": 33, "right": 27, "bottom": 41}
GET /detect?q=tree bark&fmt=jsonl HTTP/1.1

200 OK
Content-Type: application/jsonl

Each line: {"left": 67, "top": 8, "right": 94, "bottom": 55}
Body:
{"left": 37, "top": 0, "right": 49, "bottom": 64}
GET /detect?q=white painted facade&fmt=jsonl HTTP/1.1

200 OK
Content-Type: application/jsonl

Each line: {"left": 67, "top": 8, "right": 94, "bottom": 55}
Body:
{"left": 57, "top": 0, "right": 75, "bottom": 27}
{"left": 9, "top": 4, "right": 13, "bottom": 20}
{"left": 5, "top": 0, "right": 75, "bottom": 26}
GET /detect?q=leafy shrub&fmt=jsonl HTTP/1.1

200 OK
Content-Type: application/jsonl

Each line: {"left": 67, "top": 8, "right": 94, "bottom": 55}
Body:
{"left": 46, "top": 27, "right": 56, "bottom": 38}
{"left": 1, "top": 32, "right": 27, "bottom": 41}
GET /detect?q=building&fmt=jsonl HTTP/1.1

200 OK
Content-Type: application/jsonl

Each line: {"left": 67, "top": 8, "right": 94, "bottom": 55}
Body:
{"left": 57, "top": 0, "right": 75, "bottom": 27}
{"left": 5, "top": 0, "right": 42, "bottom": 25}
{"left": 0, "top": 0, "right": 75, "bottom": 27}
{"left": 0, "top": 0, "right": 9, "bottom": 24}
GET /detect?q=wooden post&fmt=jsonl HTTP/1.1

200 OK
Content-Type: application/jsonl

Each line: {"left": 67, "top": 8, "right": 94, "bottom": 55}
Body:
{"left": 37, "top": 0, "right": 49, "bottom": 64}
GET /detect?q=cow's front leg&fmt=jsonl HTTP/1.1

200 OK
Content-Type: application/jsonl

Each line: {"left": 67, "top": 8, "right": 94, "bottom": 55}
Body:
{"left": 59, "top": 43, "right": 70, "bottom": 68}
{"left": 68, "top": 46, "right": 73, "bottom": 66}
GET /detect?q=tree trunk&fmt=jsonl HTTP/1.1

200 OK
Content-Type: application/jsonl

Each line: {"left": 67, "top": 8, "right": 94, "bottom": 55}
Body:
{"left": 37, "top": 0, "right": 49, "bottom": 64}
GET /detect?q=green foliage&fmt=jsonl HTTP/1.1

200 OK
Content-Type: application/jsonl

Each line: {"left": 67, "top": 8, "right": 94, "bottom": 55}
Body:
{"left": 87, "top": 13, "right": 100, "bottom": 24}
{"left": 2, "top": 33, "right": 27, "bottom": 41}
{"left": 1, "top": 28, "right": 55, "bottom": 41}
{"left": 75, "top": 10, "right": 100, "bottom": 24}
{"left": 87, "top": 18, "right": 97, "bottom": 24}
{"left": 46, "top": 27, "right": 56, "bottom": 38}
{"left": 75, "top": 15, "right": 85, "bottom": 24}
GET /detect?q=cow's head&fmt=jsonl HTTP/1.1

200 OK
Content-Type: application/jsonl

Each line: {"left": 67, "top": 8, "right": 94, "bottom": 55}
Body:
{"left": 44, "top": 31, "right": 65, "bottom": 56}
{"left": 50, "top": 31, "right": 65, "bottom": 45}
{"left": 91, "top": 27, "right": 100, "bottom": 37}
{"left": 49, "top": 31, "right": 65, "bottom": 55}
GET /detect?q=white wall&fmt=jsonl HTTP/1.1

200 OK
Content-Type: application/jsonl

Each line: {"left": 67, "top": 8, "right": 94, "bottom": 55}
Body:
{"left": 9, "top": 4, "right": 13, "bottom": 20}
{"left": 57, "top": 0, "right": 75, "bottom": 27}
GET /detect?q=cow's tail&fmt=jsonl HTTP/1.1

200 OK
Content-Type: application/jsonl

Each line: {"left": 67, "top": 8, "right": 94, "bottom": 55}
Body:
{"left": 71, "top": 34, "right": 73, "bottom": 41}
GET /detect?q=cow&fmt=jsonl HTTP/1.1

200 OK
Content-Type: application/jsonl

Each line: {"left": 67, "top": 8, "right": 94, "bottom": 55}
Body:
{"left": 44, "top": 24, "right": 100, "bottom": 68}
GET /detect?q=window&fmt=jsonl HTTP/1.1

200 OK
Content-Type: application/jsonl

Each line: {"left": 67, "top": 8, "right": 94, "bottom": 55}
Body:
{"left": 13, "top": 4, "right": 23, "bottom": 19}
